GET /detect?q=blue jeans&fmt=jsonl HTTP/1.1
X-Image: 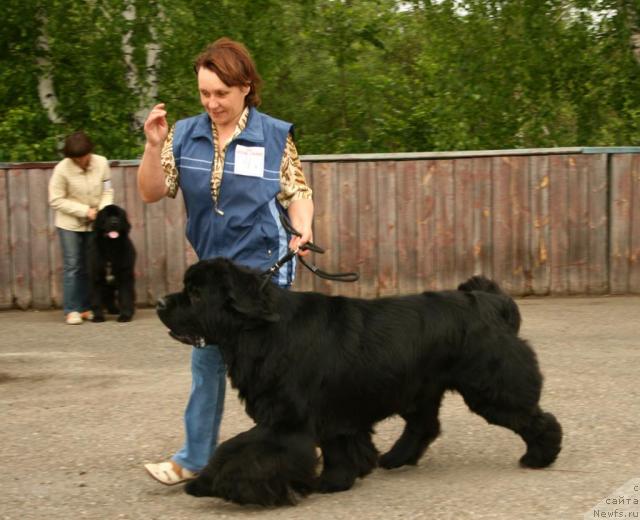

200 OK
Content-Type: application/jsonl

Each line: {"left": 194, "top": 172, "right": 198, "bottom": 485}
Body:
{"left": 58, "top": 228, "right": 92, "bottom": 314}
{"left": 172, "top": 344, "right": 227, "bottom": 472}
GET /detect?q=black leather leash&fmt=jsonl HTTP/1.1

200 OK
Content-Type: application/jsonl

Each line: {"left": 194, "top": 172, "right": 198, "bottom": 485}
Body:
{"left": 260, "top": 215, "right": 359, "bottom": 289}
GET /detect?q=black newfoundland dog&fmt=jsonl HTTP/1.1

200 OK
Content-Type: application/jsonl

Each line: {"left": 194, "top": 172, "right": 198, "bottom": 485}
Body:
{"left": 157, "top": 258, "right": 562, "bottom": 506}
{"left": 90, "top": 204, "right": 136, "bottom": 322}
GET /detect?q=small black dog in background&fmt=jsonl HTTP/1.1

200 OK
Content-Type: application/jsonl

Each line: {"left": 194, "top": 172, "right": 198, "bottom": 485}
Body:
{"left": 90, "top": 204, "right": 137, "bottom": 322}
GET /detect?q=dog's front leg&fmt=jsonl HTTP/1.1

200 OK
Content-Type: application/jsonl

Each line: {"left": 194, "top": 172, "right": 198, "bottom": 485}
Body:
{"left": 89, "top": 270, "right": 107, "bottom": 322}
{"left": 317, "top": 431, "right": 378, "bottom": 493}
{"left": 186, "top": 425, "right": 317, "bottom": 506}
{"left": 115, "top": 271, "right": 135, "bottom": 322}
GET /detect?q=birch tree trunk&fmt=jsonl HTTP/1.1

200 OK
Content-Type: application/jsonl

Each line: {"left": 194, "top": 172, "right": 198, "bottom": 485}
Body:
{"left": 36, "top": 15, "right": 63, "bottom": 125}
{"left": 122, "top": 0, "right": 162, "bottom": 129}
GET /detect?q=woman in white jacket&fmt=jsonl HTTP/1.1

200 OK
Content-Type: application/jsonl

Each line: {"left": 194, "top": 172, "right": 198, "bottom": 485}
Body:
{"left": 48, "top": 131, "right": 113, "bottom": 324}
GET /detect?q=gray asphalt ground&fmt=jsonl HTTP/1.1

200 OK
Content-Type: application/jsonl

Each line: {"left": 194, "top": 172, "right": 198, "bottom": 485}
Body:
{"left": 1, "top": 296, "right": 639, "bottom": 520}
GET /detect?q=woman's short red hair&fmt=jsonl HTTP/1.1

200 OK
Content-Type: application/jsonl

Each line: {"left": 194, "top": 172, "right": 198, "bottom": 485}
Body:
{"left": 193, "top": 37, "right": 262, "bottom": 107}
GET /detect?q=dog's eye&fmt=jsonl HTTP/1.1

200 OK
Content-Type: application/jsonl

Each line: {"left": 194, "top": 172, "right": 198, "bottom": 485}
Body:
{"left": 188, "top": 287, "right": 202, "bottom": 305}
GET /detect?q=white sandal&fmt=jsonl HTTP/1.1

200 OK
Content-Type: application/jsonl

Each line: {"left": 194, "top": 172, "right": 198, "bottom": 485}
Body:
{"left": 144, "top": 461, "right": 198, "bottom": 486}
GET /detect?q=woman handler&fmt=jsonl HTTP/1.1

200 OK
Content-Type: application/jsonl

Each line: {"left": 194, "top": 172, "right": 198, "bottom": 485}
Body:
{"left": 138, "top": 37, "right": 313, "bottom": 485}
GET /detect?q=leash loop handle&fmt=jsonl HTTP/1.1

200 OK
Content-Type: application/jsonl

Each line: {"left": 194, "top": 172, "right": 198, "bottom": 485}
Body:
{"left": 260, "top": 214, "right": 360, "bottom": 287}
{"left": 298, "top": 256, "right": 359, "bottom": 282}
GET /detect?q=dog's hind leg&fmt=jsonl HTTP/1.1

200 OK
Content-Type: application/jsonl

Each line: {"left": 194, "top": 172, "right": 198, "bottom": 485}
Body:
{"left": 104, "top": 284, "right": 119, "bottom": 315}
{"left": 458, "top": 385, "right": 562, "bottom": 468}
{"left": 379, "top": 387, "right": 445, "bottom": 469}
{"left": 317, "top": 431, "right": 378, "bottom": 493}
{"left": 454, "top": 333, "right": 562, "bottom": 468}
{"left": 514, "top": 408, "right": 562, "bottom": 468}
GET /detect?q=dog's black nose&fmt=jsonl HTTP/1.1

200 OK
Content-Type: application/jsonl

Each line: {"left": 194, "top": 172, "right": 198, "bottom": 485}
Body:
{"left": 156, "top": 297, "right": 167, "bottom": 310}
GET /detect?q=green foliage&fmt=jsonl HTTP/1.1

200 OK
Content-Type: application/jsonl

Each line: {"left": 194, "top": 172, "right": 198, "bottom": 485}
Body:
{"left": 0, "top": 107, "right": 59, "bottom": 162}
{"left": 1, "top": 0, "right": 639, "bottom": 161}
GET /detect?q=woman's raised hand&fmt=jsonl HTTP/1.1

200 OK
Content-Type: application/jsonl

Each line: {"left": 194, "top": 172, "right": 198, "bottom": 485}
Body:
{"left": 143, "top": 103, "right": 169, "bottom": 147}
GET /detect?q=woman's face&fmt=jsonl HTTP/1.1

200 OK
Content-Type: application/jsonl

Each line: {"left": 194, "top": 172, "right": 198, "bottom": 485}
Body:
{"left": 72, "top": 154, "right": 91, "bottom": 170}
{"left": 197, "top": 67, "right": 250, "bottom": 129}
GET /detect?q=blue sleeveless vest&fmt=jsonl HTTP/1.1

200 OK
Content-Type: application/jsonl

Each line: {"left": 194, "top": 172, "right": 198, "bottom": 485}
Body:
{"left": 172, "top": 107, "right": 295, "bottom": 286}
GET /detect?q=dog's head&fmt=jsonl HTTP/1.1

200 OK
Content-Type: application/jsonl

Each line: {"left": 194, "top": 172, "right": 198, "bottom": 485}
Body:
{"left": 157, "top": 257, "right": 280, "bottom": 347}
{"left": 94, "top": 204, "right": 131, "bottom": 239}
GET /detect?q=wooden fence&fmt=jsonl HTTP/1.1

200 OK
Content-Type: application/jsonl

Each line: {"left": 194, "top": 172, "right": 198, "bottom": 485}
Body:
{"left": 1, "top": 147, "right": 639, "bottom": 310}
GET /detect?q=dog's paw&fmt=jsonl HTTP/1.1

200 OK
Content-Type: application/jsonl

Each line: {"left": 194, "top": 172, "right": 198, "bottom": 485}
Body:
{"left": 91, "top": 316, "right": 106, "bottom": 323}
{"left": 519, "top": 440, "right": 561, "bottom": 469}
{"left": 185, "top": 476, "right": 214, "bottom": 497}
{"left": 315, "top": 472, "right": 355, "bottom": 494}
{"left": 378, "top": 452, "right": 403, "bottom": 469}
{"left": 379, "top": 447, "right": 420, "bottom": 469}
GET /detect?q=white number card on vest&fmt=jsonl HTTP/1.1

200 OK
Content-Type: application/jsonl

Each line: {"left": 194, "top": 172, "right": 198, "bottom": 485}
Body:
{"left": 234, "top": 145, "right": 265, "bottom": 177}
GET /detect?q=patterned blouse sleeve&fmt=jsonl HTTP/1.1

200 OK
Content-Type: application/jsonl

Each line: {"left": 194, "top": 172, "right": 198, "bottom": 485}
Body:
{"left": 161, "top": 125, "right": 179, "bottom": 198}
{"left": 278, "top": 134, "right": 313, "bottom": 208}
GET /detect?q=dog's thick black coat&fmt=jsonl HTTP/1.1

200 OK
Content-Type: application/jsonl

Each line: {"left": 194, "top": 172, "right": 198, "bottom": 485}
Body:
{"left": 90, "top": 204, "right": 136, "bottom": 322}
{"left": 157, "top": 258, "right": 562, "bottom": 506}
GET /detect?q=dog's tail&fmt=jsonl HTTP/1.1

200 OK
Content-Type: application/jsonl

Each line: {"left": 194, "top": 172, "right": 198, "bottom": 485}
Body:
{"left": 458, "top": 275, "right": 521, "bottom": 333}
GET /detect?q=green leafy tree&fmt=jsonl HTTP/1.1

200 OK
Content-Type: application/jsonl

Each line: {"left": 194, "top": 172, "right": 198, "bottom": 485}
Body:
{"left": 1, "top": 0, "right": 640, "bottom": 162}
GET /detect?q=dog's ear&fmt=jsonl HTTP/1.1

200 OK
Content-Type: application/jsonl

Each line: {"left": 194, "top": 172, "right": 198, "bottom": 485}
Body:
{"left": 226, "top": 267, "right": 280, "bottom": 323}
{"left": 94, "top": 209, "right": 105, "bottom": 228}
